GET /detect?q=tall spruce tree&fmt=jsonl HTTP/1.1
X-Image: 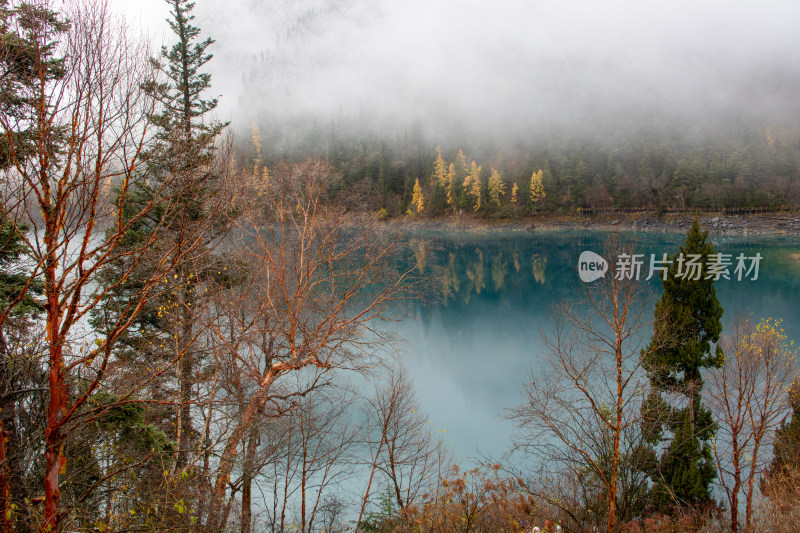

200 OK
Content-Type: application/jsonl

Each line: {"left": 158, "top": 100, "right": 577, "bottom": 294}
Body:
{"left": 97, "top": 0, "right": 228, "bottom": 474}
{"left": 146, "top": 0, "right": 229, "bottom": 471}
{"left": 0, "top": 0, "right": 67, "bottom": 168}
{"left": 642, "top": 217, "right": 724, "bottom": 512}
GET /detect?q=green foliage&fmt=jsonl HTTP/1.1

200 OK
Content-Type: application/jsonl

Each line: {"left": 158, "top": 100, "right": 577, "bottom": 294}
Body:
{"left": 90, "top": 392, "right": 175, "bottom": 454}
{"left": 0, "top": 0, "right": 67, "bottom": 318}
{"left": 357, "top": 485, "right": 399, "bottom": 532}
{"left": 143, "top": 0, "right": 226, "bottom": 164}
{"left": 0, "top": 0, "right": 69, "bottom": 168}
{"left": 642, "top": 217, "right": 724, "bottom": 513}
{"left": 0, "top": 213, "right": 40, "bottom": 317}
{"left": 648, "top": 408, "right": 717, "bottom": 511}
{"left": 645, "top": 218, "right": 724, "bottom": 391}
{"left": 142, "top": 0, "right": 228, "bottom": 234}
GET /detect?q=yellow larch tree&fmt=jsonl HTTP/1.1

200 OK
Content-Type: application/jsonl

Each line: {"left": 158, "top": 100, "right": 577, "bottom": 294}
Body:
{"left": 252, "top": 123, "right": 263, "bottom": 166}
{"left": 511, "top": 182, "right": 519, "bottom": 204}
{"left": 412, "top": 178, "right": 425, "bottom": 214}
{"left": 445, "top": 163, "right": 456, "bottom": 207}
{"left": 255, "top": 166, "right": 271, "bottom": 198}
{"left": 530, "top": 169, "right": 545, "bottom": 209}
{"left": 432, "top": 145, "right": 447, "bottom": 188}
{"left": 488, "top": 168, "right": 506, "bottom": 207}
{"left": 455, "top": 149, "right": 469, "bottom": 186}
{"left": 468, "top": 161, "right": 482, "bottom": 212}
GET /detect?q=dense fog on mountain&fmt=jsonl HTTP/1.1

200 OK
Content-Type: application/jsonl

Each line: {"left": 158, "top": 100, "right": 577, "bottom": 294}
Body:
{"left": 161, "top": 0, "right": 800, "bottom": 141}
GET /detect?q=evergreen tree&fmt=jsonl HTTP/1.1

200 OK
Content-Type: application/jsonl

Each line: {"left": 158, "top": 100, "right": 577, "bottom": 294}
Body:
{"left": 100, "top": 0, "right": 229, "bottom": 473}
{"left": 144, "top": 0, "right": 226, "bottom": 170}
{"left": 428, "top": 146, "right": 446, "bottom": 214}
{"left": 0, "top": 0, "right": 68, "bottom": 168}
{"left": 643, "top": 217, "right": 724, "bottom": 512}
{"left": 0, "top": 216, "right": 38, "bottom": 318}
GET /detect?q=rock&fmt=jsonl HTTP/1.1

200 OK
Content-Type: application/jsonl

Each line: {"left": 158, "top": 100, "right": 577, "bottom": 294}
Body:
{"left": 526, "top": 224, "right": 535, "bottom": 232}
{"left": 711, "top": 216, "right": 720, "bottom": 223}
{"left": 610, "top": 219, "right": 620, "bottom": 225}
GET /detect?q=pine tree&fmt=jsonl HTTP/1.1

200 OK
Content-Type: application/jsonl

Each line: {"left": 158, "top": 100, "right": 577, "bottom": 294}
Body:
{"left": 106, "top": 0, "right": 229, "bottom": 471}
{"left": 144, "top": 0, "right": 227, "bottom": 169}
{"left": 488, "top": 168, "right": 506, "bottom": 207}
{"left": 643, "top": 217, "right": 724, "bottom": 512}
{"left": 0, "top": 0, "right": 68, "bottom": 168}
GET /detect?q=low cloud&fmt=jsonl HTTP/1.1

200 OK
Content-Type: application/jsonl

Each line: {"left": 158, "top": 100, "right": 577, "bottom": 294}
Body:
{"left": 187, "top": 0, "right": 800, "bottom": 140}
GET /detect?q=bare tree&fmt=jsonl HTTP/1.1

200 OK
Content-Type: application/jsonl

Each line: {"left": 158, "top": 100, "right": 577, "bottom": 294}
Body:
{"left": 707, "top": 316, "right": 797, "bottom": 533}
{"left": 510, "top": 236, "right": 670, "bottom": 533}
{"left": 259, "top": 383, "right": 360, "bottom": 533}
{"left": 356, "top": 366, "right": 450, "bottom": 531}
{"left": 201, "top": 157, "right": 416, "bottom": 531}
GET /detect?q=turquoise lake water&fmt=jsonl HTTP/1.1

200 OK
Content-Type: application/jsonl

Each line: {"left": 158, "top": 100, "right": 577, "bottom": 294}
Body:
{"left": 386, "top": 230, "right": 800, "bottom": 463}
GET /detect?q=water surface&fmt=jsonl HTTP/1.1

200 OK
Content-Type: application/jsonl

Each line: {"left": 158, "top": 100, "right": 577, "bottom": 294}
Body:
{"left": 387, "top": 230, "right": 800, "bottom": 462}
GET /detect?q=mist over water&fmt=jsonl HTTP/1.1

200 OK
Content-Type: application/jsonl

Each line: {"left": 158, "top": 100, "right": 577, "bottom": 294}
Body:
{"left": 184, "top": 0, "right": 800, "bottom": 142}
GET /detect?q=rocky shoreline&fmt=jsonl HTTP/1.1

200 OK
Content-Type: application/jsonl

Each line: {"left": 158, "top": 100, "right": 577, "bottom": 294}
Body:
{"left": 368, "top": 212, "right": 800, "bottom": 237}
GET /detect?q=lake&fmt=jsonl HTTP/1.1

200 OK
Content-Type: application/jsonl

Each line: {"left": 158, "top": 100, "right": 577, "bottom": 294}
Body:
{"left": 385, "top": 230, "right": 800, "bottom": 463}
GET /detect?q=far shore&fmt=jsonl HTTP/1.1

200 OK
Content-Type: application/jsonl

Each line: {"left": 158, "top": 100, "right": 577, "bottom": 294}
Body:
{"left": 360, "top": 211, "right": 800, "bottom": 237}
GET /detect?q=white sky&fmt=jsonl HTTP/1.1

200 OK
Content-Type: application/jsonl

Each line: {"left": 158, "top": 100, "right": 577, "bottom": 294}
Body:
{"left": 111, "top": 0, "right": 168, "bottom": 38}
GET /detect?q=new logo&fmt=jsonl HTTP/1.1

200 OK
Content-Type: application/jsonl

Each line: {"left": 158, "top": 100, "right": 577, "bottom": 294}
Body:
{"left": 578, "top": 251, "right": 608, "bottom": 283}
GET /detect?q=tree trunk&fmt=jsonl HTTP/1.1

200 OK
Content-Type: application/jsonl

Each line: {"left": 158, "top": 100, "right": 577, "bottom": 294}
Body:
{"left": 240, "top": 425, "right": 258, "bottom": 533}
{"left": 607, "top": 333, "right": 623, "bottom": 533}
{"left": 0, "top": 418, "right": 11, "bottom": 532}
{"left": 178, "top": 288, "right": 194, "bottom": 468}
{"left": 206, "top": 372, "right": 276, "bottom": 531}
{"left": 730, "top": 431, "right": 741, "bottom": 533}
{"left": 43, "top": 245, "right": 66, "bottom": 531}
{"left": 744, "top": 438, "right": 762, "bottom": 531}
